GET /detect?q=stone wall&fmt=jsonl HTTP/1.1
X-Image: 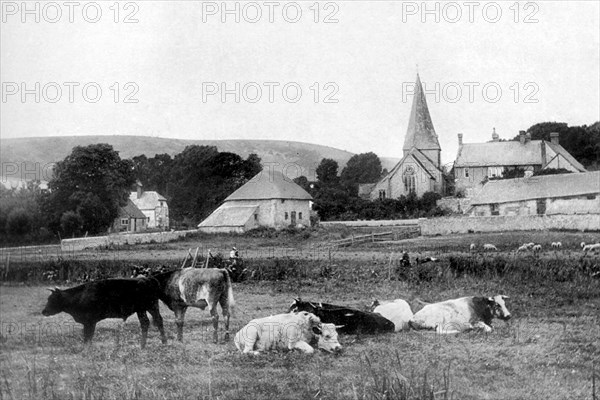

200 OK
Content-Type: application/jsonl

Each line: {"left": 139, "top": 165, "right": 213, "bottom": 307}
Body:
{"left": 61, "top": 230, "right": 197, "bottom": 252}
{"left": 419, "top": 214, "right": 600, "bottom": 236}
{"left": 320, "top": 219, "right": 422, "bottom": 228}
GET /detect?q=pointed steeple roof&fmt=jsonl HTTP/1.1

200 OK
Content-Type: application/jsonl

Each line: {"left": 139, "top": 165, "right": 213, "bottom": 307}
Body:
{"left": 403, "top": 74, "right": 441, "bottom": 151}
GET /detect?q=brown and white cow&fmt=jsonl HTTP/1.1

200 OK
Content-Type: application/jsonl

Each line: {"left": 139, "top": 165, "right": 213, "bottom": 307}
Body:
{"left": 234, "top": 311, "right": 342, "bottom": 355}
{"left": 370, "top": 299, "right": 414, "bottom": 332}
{"left": 409, "top": 295, "right": 511, "bottom": 334}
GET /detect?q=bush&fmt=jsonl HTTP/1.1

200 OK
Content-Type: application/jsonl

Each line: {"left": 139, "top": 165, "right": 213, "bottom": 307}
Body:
{"left": 6, "top": 208, "right": 31, "bottom": 235}
{"left": 60, "top": 211, "right": 83, "bottom": 237}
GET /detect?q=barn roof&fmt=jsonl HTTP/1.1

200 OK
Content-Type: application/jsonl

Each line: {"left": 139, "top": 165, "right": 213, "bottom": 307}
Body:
{"left": 198, "top": 205, "right": 258, "bottom": 228}
{"left": 403, "top": 74, "right": 441, "bottom": 151}
{"left": 119, "top": 199, "right": 146, "bottom": 219}
{"left": 470, "top": 171, "right": 600, "bottom": 205}
{"left": 225, "top": 170, "right": 312, "bottom": 201}
{"left": 129, "top": 191, "right": 167, "bottom": 210}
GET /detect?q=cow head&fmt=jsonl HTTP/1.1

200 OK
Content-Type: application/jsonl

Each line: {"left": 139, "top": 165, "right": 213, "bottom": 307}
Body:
{"left": 289, "top": 298, "right": 316, "bottom": 313}
{"left": 42, "top": 288, "right": 64, "bottom": 316}
{"left": 488, "top": 295, "right": 511, "bottom": 320}
{"left": 312, "top": 323, "right": 342, "bottom": 353}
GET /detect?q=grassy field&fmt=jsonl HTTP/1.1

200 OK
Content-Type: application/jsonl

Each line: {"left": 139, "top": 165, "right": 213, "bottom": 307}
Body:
{"left": 1, "top": 230, "right": 599, "bottom": 399}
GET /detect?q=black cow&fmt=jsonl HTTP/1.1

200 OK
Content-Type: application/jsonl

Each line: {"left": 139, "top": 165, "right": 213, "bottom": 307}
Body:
{"left": 289, "top": 298, "right": 395, "bottom": 334}
{"left": 41, "top": 278, "right": 167, "bottom": 348}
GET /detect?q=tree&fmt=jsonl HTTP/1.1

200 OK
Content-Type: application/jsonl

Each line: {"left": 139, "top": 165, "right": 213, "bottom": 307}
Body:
{"left": 60, "top": 211, "right": 83, "bottom": 237}
{"left": 316, "top": 158, "right": 340, "bottom": 186}
{"left": 45, "top": 144, "right": 135, "bottom": 235}
{"left": 6, "top": 208, "right": 31, "bottom": 235}
{"left": 340, "top": 152, "right": 382, "bottom": 193}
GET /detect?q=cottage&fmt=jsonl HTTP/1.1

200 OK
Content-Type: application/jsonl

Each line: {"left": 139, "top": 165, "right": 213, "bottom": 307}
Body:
{"left": 468, "top": 171, "right": 600, "bottom": 217}
{"left": 198, "top": 169, "right": 312, "bottom": 233}
{"left": 112, "top": 199, "right": 147, "bottom": 232}
{"left": 362, "top": 74, "right": 445, "bottom": 200}
{"left": 129, "top": 182, "right": 169, "bottom": 229}
{"left": 454, "top": 130, "right": 586, "bottom": 197}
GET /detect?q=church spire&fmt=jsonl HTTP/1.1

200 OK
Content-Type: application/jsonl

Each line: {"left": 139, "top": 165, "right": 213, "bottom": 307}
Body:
{"left": 403, "top": 74, "right": 441, "bottom": 153}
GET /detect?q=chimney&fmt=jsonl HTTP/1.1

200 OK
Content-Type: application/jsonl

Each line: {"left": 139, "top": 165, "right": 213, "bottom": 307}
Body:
{"left": 136, "top": 180, "right": 143, "bottom": 199}
{"left": 525, "top": 132, "right": 531, "bottom": 142}
{"left": 519, "top": 130, "right": 526, "bottom": 145}
{"left": 458, "top": 133, "right": 463, "bottom": 146}
{"left": 491, "top": 127, "right": 499, "bottom": 142}
{"left": 550, "top": 132, "right": 559, "bottom": 145}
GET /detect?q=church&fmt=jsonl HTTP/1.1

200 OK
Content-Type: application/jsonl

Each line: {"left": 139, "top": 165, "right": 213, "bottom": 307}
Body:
{"left": 360, "top": 74, "right": 445, "bottom": 200}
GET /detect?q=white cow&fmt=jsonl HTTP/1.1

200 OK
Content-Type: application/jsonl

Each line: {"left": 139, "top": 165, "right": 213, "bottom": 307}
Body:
{"left": 234, "top": 311, "right": 342, "bottom": 355}
{"left": 409, "top": 295, "right": 511, "bottom": 334}
{"left": 371, "top": 299, "right": 413, "bottom": 332}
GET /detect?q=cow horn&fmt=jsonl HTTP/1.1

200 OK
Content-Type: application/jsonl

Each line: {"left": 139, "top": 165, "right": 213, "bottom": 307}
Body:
{"left": 334, "top": 325, "right": 345, "bottom": 329}
{"left": 501, "top": 295, "right": 510, "bottom": 299}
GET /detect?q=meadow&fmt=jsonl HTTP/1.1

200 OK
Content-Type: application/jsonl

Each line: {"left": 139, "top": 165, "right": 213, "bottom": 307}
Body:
{"left": 1, "top": 230, "right": 599, "bottom": 399}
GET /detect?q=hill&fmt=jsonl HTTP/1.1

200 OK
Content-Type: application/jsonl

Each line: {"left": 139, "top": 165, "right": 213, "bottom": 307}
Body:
{"left": 0, "top": 136, "right": 399, "bottom": 180}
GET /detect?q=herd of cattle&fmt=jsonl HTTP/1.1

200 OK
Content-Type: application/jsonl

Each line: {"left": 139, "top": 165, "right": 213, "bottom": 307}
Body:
{"left": 42, "top": 266, "right": 512, "bottom": 354}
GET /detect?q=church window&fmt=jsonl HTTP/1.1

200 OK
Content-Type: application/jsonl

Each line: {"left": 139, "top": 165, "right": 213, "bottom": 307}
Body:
{"left": 464, "top": 168, "right": 469, "bottom": 178}
{"left": 378, "top": 190, "right": 386, "bottom": 200}
{"left": 403, "top": 168, "right": 416, "bottom": 194}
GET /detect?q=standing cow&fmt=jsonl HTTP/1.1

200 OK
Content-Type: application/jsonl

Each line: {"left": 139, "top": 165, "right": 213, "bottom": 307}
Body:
{"left": 234, "top": 311, "right": 342, "bottom": 354}
{"left": 41, "top": 278, "right": 167, "bottom": 348}
{"left": 289, "top": 298, "right": 395, "bottom": 334}
{"left": 151, "top": 268, "right": 235, "bottom": 342}
{"left": 409, "top": 295, "right": 511, "bottom": 334}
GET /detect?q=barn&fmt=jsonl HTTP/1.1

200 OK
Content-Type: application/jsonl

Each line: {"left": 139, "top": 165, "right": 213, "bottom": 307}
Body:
{"left": 467, "top": 171, "right": 600, "bottom": 216}
{"left": 198, "top": 170, "right": 313, "bottom": 233}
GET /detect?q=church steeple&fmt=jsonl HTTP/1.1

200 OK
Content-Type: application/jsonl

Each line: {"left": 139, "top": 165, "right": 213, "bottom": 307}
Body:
{"left": 402, "top": 74, "right": 441, "bottom": 158}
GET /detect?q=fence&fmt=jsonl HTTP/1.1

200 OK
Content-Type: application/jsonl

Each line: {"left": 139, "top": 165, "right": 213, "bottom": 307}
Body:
{"left": 330, "top": 226, "right": 421, "bottom": 248}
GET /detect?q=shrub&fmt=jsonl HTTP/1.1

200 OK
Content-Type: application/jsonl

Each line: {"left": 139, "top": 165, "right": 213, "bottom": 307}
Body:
{"left": 6, "top": 208, "right": 31, "bottom": 235}
{"left": 60, "top": 211, "right": 83, "bottom": 237}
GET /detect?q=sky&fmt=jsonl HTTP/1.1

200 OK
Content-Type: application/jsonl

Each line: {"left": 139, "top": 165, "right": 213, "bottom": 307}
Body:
{"left": 1, "top": 0, "right": 599, "bottom": 166}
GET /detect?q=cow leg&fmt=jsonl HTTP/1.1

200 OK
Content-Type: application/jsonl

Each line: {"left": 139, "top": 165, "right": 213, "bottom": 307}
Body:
{"left": 137, "top": 311, "right": 150, "bottom": 349}
{"left": 148, "top": 302, "right": 167, "bottom": 344}
{"left": 82, "top": 323, "right": 96, "bottom": 344}
{"left": 219, "top": 294, "right": 231, "bottom": 341}
{"left": 174, "top": 307, "right": 187, "bottom": 342}
{"left": 209, "top": 303, "right": 219, "bottom": 343}
{"left": 291, "top": 341, "right": 314, "bottom": 354}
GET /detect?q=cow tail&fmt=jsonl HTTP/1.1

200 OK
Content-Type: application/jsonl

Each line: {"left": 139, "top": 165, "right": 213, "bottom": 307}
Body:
{"left": 225, "top": 269, "right": 235, "bottom": 317}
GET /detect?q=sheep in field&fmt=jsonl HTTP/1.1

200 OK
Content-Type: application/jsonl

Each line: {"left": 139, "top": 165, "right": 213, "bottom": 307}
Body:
{"left": 483, "top": 244, "right": 498, "bottom": 252}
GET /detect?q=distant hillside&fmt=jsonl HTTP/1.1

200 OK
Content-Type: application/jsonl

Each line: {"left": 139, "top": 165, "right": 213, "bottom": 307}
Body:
{"left": 1, "top": 136, "right": 399, "bottom": 181}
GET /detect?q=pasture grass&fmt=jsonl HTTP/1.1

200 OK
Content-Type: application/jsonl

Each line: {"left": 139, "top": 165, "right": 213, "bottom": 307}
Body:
{"left": 1, "top": 230, "right": 600, "bottom": 399}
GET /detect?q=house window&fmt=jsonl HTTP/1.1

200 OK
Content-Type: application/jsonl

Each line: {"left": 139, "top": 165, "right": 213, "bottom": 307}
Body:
{"left": 378, "top": 190, "right": 386, "bottom": 200}
{"left": 298, "top": 212, "right": 302, "bottom": 220}
{"left": 464, "top": 168, "right": 469, "bottom": 178}
{"left": 121, "top": 218, "right": 129, "bottom": 226}
{"left": 403, "top": 169, "right": 416, "bottom": 194}
{"left": 586, "top": 195, "right": 596, "bottom": 200}
{"left": 490, "top": 204, "right": 500, "bottom": 216}
{"left": 147, "top": 217, "right": 150, "bottom": 222}
{"left": 284, "top": 212, "right": 288, "bottom": 220}
{"left": 488, "top": 166, "right": 503, "bottom": 178}
{"left": 254, "top": 214, "right": 258, "bottom": 221}
{"left": 536, "top": 199, "right": 546, "bottom": 215}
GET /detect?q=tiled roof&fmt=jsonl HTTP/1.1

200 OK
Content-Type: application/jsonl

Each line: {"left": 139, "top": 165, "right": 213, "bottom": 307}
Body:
{"left": 225, "top": 170, "right": 312, "bottom": 201}
{"left": 129, "top": 191, "right": 167, "bottom": 210}
{"left": 403, "top": 74, "right": 441, "bottom": 151}
{"left": 198, "top": 205, "right": 258, "bottom": 228}
{"left": 470, "top": 171, "right": 600, "bottom": 205}
{"left": 119, "top": 199, "right": 147, "bottom": 219}
{"left": 454, "top": 140, "right": 543, "bottom": 167}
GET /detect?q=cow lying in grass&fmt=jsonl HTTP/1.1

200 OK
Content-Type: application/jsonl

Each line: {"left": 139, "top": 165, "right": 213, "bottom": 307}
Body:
{"left": 289, "top": 298, "right": 395, "bottom": 334}
{"left": 41, "top": 278, "right": 167, "bottom": 348}
{"left": 370, "top": 299, "right": 414, "bottom": 332}
{"left": 234, "top": 311, "right": 342, "bottom": 354}
{"left": 409, "top": 295, "right": 511, "bottom": 334}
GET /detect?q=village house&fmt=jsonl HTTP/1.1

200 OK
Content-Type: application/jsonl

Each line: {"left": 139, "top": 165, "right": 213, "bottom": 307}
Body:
{"left": 467, "top": 171, "right": 600, "bottom": 217}
{"left": 454, "top": 129, "right": 586, "bottom": 197}
{"left": 361, "top": 74, "right": 445, "bottom": 200}
{"left": 111, "top": 199, "right": 147, "bottom": 233}
{"left": 198, "top": 169, "right": 312, "bottom": 233}
{"left": 129, "top": 182, "right": 169, "bottom": 230}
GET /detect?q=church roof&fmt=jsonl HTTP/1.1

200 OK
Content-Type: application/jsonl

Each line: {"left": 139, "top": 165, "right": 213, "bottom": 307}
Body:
{"left": 225, "top": 170, "right": 312, "bottom": 201}
{"left": 403, "top": 74, "right": 441, "bottom": 151}
{"left": 381, "top": 147, "right": 442, "bottom": 182}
